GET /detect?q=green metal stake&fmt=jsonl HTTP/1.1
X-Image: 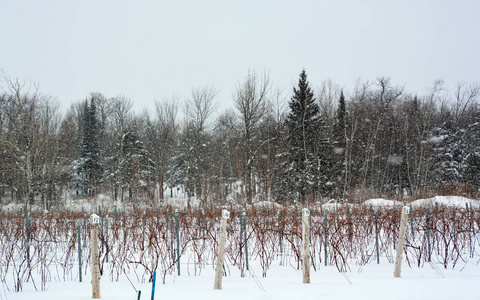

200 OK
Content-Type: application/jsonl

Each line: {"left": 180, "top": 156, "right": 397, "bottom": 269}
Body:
{"left": 393, "top": 203, "right": 396, "bottom": 250}
{"left": 243, "top": 210, "right": 249, "bottom": 271}
{"left": 78, "top": 222, "right": 82, "bottom": 282}
{"left": 324, "top": 210, "right": 328, "bottom": 266}
{"left": 375, "top": 208, "right": 380, "bottom": 264}
{"left": 348, "top": 204, "right": 353, "bottom": 252}
{"left": 453, "top": 205, "right": 457, "bottom": 246}
{"left": 410, "top": 203, "right": 415, "bottom": 240}
{"left": 426, "top": 207, "right": 431, "bottom": 262}
{"left": 278, "top": 211, "right": 283, "bottom": 256}
{"left": 201, "top": 209, "right": 206, "bottom": 248}
{"left": 175, "top": 209, "right": 180, "bottom": 276}
{"left": 170, "top": 213, "right": 174, "bottom": 257}
{"left": 26, "top": 213, "right": 31, "bottom": 267}
{"left": 106, "top": 215, "right": 109, "bottom": 262}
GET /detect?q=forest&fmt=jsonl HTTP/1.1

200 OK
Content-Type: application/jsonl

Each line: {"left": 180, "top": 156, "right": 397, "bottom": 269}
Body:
{"left": 0, "top": 70, "right": 479, "bottom": 209}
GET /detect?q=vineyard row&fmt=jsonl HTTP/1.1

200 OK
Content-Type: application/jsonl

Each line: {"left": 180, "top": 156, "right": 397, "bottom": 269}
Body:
{"left": 0, "top": 203, "right": 479, "bottom": 292}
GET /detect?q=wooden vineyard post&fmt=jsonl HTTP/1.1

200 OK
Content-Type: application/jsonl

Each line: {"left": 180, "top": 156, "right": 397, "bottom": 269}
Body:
{"left": 214, "top": 209, "right": 230, "bottom": 290}
{"left": 394, "top": 206, "right": 410, "bottom": 278}
{"left": 90, "top": 214, "right": 101, "bottom": 298}
{"left": 302, "top": 208, "right": 311, "bottom": 284}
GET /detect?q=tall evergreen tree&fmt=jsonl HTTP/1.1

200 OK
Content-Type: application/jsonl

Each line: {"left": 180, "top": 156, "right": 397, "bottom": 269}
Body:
{"left": 284, "top": 70, "right": 322, "bottom": 201}
{"left": 77, "top": 97, "right": 102, "bottom": 195}
{"left": 332, "top": 91, "right": 347, "bottom": 198}
{"left": 333, "top": 92, "right": 346, "bottom": 148}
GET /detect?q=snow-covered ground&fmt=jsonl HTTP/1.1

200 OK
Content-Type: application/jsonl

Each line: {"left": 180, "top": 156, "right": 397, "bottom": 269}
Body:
{"left": 1, "top": 195, "right": 479, "bottom": 300}
{"left": 4, "top": 259, "right": 479, "bottom": 300}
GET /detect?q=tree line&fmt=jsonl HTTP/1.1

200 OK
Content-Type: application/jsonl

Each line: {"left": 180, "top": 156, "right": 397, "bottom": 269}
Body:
{"left": 0, "top": 71, "right": 479, "bottom": 209}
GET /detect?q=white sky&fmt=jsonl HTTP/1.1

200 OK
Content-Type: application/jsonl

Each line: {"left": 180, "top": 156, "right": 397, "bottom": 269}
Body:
{"left": 1, "top": 0, "right": 479, "bottom": 113}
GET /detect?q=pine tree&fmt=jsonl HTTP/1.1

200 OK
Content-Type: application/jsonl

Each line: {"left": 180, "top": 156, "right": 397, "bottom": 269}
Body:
{"left": 285, "top": 70, "right": 322, "bottom": 201}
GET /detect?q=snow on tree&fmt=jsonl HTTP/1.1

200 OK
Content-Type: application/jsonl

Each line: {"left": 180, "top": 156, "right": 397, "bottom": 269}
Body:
{"left": 113, "top": 130, "right": 154, "bottom": 202}
{"left": 281, "top": 70, "right": 330, "bottom": 202}
{"left": 75, "top": 97, "right": 103, "bottom": 196}
{"left": 464, "top": 104, "right": 480, "bottom": 189}
{"left": 429, "top": 124, "right": 467, "bottom": 188}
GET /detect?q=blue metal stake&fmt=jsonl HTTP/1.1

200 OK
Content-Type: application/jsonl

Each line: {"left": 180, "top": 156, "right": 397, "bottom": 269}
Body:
{"left": 151, "top": 271, "right": 156, "bottom": 300}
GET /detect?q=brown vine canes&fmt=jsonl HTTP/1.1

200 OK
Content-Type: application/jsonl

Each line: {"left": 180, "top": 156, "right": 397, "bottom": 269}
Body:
{"left": 250, "top": 207, "right": 277, "bottom": 277}
{"left": 223, "top": 210, "right": 244, "bottom": 276}
{"left": 0, "top": 201, "right": 479, "bottom": 292}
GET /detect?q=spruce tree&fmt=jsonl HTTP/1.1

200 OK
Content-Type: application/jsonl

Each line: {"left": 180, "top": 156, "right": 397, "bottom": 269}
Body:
{"left": 333, "top": 91, "right": 346, "bottom": 149}
{"left": 332, "top": 91, "right": 347, "bottom": 198}
{"left": 285, "top": 70, "right": 321, "bottom": 201}
{"left": 79, "top": 97, "right": 102, "bottom": 195}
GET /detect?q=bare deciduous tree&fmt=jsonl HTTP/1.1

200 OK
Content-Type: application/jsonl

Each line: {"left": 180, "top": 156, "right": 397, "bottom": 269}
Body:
{"left": 182, "top": 86, "right": 218, "bottom": 207}
{"left": 234, "top": 70, "right": 270, "bottom": 204}
{"left": 154, "top": 98, "right": 179, "bottom": 199}
{"left": 186, "top": 86, "right": 218, "bottom": 133}
{"left": 111, "top": 96, "right": 133, "bottom": 203}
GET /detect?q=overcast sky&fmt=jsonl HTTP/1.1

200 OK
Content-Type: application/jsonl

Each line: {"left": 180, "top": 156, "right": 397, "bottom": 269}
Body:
{"left": 1, "top": 0, "right": 479, "bottom": 113}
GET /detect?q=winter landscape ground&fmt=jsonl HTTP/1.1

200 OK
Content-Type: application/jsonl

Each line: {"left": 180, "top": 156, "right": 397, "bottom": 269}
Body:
{"left": 1, "top": 196, "right": 479, "bottom": 300}
{"left": 5, "top": 260, "right": 479, "bottom": 300}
